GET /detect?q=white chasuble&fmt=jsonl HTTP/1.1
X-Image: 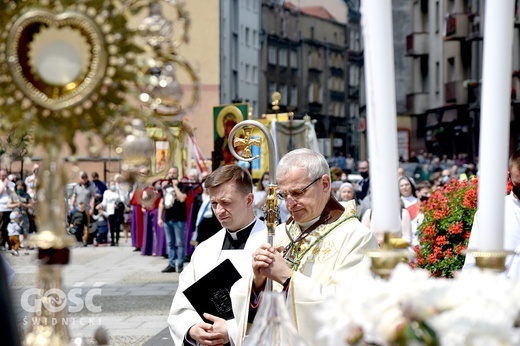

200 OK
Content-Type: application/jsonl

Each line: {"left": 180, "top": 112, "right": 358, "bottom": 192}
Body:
{"left": 231, "top": 200, "right": 379, "bottom": 345}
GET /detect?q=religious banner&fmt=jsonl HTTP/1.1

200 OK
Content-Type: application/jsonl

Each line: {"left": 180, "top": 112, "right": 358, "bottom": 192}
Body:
{"left": 212, "top": 103, "right": 248, "bottom": 170}
{"left": 146, "top": 125, "right": 186, "bottom": 177}
{"left": 155, "top": 141, "right": 169, "bottom": 173}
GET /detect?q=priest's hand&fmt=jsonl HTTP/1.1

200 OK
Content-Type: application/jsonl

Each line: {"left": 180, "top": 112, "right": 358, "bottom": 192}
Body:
{"left": 187, "top": 314, "right": 228, "bottom": 346}
{"left": 252, "top": 243, "right": 291, "bottom": 289}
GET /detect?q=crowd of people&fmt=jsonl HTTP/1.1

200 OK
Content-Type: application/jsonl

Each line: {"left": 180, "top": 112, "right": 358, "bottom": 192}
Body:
{"left": 328, "top": 150, "right": 479, "bottom": 247}
{"left": 6, "top": 146, "right": 520, "bottom": 346}
{"left": 0, "top": 150, "right": 478, "bottom": 262}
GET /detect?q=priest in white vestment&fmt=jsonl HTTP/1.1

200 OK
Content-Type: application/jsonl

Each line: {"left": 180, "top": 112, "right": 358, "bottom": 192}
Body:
{"left": 463, "top": 149, "right": 520, "bottom": 278}
{"left": 230, "top": 148, "right": 379, "bottom": 345}
{"left": 168, "top": 165, "right": 267, "bottom": 346}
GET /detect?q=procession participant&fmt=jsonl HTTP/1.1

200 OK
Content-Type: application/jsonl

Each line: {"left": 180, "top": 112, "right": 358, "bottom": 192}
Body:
{"left": 158, "top": 167, "right": 188, "bottom": 273}
{"left": 69, "top": 171, "right": 96, "bottom": 246}
{"left": 463, "top": 149, "right": 520, "bottom": 278}
{"left": 168, "top": 165, "right": 266, "bottom": 346}
{"left": 232, "top": 148, "right": 378, "bottom": 345}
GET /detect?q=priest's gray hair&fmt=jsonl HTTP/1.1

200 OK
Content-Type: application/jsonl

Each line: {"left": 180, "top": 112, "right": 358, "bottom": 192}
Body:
{"left": 277, "top": 148, "right": 329, "bottom": 181}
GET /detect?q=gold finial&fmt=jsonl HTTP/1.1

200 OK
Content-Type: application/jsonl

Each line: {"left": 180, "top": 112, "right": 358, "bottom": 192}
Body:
{"left": 271, "top": 91, "right": 281, "bottom": 115}
{"left": 248, "top": 104, "right": 253, "bottom": 120}
{"left": 232, "top": 127, "right": 262, "bottom": 158}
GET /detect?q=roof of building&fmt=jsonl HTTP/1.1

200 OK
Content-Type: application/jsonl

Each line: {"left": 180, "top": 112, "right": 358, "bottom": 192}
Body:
{"left": 300, "top": 5, "right": 337, "bottom": 21}
{"left": 284, "top": 2, "right": 337, "bottom": 21}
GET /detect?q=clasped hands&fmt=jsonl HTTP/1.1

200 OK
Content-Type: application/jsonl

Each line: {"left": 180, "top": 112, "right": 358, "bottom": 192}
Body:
{"left": 188, "top": 313, "right": 229, "bottom": 346}
{"left": 252, "top": 243, "right": 291, "bottom": 290}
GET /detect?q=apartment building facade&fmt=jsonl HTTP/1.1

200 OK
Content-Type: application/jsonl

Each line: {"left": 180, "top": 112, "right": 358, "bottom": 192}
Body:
{"left": 407, "top": 0, "right": 520, "bottom": 162}
{"left": 260, "top": 0, "right": 349, "bottom": 156}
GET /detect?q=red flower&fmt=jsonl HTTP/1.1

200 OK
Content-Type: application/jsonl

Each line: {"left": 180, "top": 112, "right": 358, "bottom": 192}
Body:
{"left": 416, "top": 178, "right": 480, "bottom": 277}
{"left": 448, "top": 222, "right": 464, "bottom": 235}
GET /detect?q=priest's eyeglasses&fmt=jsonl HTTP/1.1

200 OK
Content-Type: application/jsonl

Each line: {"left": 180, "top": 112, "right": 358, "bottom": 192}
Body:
{"left": 277, "top": 177, "right": 321, "bottom": 200}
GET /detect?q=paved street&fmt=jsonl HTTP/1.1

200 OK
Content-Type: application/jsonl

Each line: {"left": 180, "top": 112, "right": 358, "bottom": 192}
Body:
{"left": 4, "top": 241, "right": 179, "bottom": 345}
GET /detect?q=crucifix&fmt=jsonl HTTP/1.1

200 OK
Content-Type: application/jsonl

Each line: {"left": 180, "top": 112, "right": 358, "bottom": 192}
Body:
{"left": 232, "top": 127, "right": 261, "bottom": 159}
{"left": 228, "top": 119, "right": 278, "bottom": 291}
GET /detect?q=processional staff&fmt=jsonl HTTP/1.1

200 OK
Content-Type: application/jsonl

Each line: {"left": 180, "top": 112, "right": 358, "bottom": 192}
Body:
{"left": 228, "top": 120, "right": 278, "bottom": 291}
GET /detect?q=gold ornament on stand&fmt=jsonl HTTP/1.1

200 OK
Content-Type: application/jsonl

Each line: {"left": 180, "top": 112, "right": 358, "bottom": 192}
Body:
{"left": 463, "top": 249, "right": 516, "bottom": 273}
{"left": 0, "top": 0, "right": 199, "bottom": 344}
{"left": 365, "top": 232, "right": 416, "bottom": 280}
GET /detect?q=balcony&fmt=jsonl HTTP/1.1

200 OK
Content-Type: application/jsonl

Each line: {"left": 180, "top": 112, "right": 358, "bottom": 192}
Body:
{"left": 445, "top": 80, "right": 467, "bottom": 104}
{"left": 467, "top": 13, "right": 482, "bottom": 41}
{"left": 406, "top": 92, "right": 428, "bottom": 115}
{"left": 444, "top": 13, "right": 469, "bottom": 40}
{"left": 406, "top": 32, "right": 428, "bottom": 56}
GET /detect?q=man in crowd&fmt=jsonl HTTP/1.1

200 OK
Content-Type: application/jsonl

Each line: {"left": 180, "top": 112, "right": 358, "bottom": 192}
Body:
{"left": 168, "top": 165, "right": 266, "bottom": 346}
{"left": 70, "top": 171, "right": 96, "bottom": 246}
{"left": 463, "top": 149, "right": 520, "bottom": 278}
{"left": 158, "top": 167, "right": 188, "bottom": 273}
{"left": 231, "top": 148, "right": 378, "bottom": 345}
{"left": 91, "top": 171, "right": 107, "bottom": 207}
{"left": 356, "top": 160, "right": 370, "bottom": 201}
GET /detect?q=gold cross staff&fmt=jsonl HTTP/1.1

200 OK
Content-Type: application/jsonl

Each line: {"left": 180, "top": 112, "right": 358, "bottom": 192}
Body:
{"left": 232, "top": 127, "right": 262, "bottom": 158}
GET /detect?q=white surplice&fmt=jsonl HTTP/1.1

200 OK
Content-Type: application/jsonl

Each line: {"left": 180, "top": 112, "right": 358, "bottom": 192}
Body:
{"left": 168, "top": 218, "right": 266, "bottom": 346}
{"left": 463, "top": 193, "right": 520, "bottom": 278}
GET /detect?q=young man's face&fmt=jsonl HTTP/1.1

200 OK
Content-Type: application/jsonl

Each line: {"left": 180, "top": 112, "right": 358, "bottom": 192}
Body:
{"left": 77, "top": 204, "right": 85, "bottom": 212}
{"left": 208, "top": 182, "right": 253, "bottom": 232}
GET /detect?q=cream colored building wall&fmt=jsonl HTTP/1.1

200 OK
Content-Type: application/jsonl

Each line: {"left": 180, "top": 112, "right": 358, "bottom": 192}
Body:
{"left": 174, "top": 0, "right": 220, "bottom": 159}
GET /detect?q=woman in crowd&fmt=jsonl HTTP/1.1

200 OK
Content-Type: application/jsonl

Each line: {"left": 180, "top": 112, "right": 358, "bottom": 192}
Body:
{"left": 336, "top": 182, "right": 361, "bottom": 217}
{"left": 100, "top": 180, "right": 122, "bottom": 246}
{"left": 399, "top": 176, "right": 420, "bottom": 221}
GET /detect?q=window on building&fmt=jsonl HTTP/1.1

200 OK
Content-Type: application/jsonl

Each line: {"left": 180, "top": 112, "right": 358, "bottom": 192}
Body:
{"left": 252, "top": 29, "right": 257, "bottom": 48}
{"left": 232, "top": 71, "right": 238, "bottom": 100}
{"left": 280, "top": 84, "right": 288, "bottom": 104}
{"left": 435, "top": 1, "right": 440, "bottom": 33}
{"left": 290, "top": 50, "right": 298, "bottom": 68}
{"left": 268, "top": 46, "right": 277, "bottom": 64}
{"left": 310, "top": 26, "right": 315, "bottom": 40}
{"left": 447, "top": 57, "right": 455, "bottom": 81}
{"left": 291, "top": 85, "right": 298, "bottom": 107}
{"left": 435, "top": 61, "right": 440, "bottom": 94}
{"left": 281, "top": 18, "right": 287, "bottom": 36}
{"left": 245, "top": 64, "right": 250, "bottom": 83}
{"left": 232, "top": 34, "right": 238, "bottom": 70}
{"left": 245, "top": 27, "right": 250, "bottom": 47}
{"left": 252, "top": 66, "right": 257, "bottom": 84}
{"left": 279, "top": 48, "right": 287, "bottom": 67}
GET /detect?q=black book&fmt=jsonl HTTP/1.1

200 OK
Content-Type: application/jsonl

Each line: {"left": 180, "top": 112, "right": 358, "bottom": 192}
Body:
{"left": 183, "top": 259, "right": 242, "bottom": 323}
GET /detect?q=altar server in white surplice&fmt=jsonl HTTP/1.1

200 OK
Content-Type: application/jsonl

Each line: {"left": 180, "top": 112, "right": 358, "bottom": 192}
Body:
{"left": 168, "top": 165, "right": 266, "bottom": 346}
{"left": 463, "top": 149, "right": 520, "bottom": 279}
{"left": 231, "top": 148, "right": 379, "bottom": 346}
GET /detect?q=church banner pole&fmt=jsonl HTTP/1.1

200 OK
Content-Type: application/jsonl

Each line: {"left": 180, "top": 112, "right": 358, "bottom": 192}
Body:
{"left": 228, "top": 120, "right": 278, "bottom": 291}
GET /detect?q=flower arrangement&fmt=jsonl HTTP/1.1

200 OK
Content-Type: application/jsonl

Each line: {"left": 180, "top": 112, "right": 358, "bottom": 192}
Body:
{"left": 414, "top": 178, "right": 478, "bottom": 278}
{"left": 316, "top": 265, "right": 520, "bottom": 346}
